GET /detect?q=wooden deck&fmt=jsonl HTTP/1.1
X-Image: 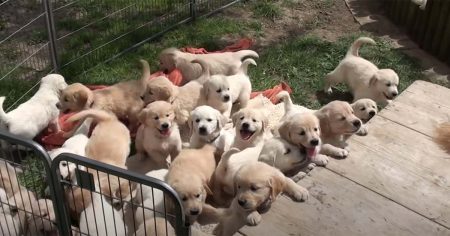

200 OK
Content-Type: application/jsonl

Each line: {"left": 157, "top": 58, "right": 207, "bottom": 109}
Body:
{"left": 239, "top": 80, "right": 450, "bottom": 236}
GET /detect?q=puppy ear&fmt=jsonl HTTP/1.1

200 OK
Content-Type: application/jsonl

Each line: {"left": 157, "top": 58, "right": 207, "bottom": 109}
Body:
{"left": 278, "top": 121, "right": 291, "bottom": 141}
{"left": 138, "top": 109, "right": 148, "bottom": 124}
{"left": 315, "top": 110, "right": 330, "bottom": 137}
{"left": 203, "top": 181, "right": 213, "bottom": 195}
{"left": 188, "top": 114, "right": 194, "bottom": 137}
{"left": 217, "top": 113, "right": 228, "bottom": 130}
{"left": 231, "top": 110, "right": 242, "bottom": 127}
{"left": 262, "top": 113, "right": 269, "bottom": 133}
{"left": 203, "top": 84, "right": 209, "bottom": 100}
{"left": 269, "top": 173, "right": 286, "bottom": 200}
{"left": 158, "top": 86, "right": 174, "bottom": 102}
{"left": 369, "top": 74, "right": 379, "bottom": 87}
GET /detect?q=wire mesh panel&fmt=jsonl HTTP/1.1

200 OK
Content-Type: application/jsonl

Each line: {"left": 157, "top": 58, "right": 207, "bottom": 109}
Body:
{"left": 0, "top": 130, "right": 62, "bottom": 235}
{"left": 51, "top": 153, "right": 189, "bottom": 236}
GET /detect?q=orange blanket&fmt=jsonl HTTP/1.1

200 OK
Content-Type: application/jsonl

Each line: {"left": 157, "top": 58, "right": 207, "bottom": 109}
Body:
{"left": 38, "top": 39, "right": 292, "bottom": 150}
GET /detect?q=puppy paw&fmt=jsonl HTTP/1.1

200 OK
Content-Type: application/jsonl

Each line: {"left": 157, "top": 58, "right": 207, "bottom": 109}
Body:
{"left": 306, "top": 163, "right": 316, "bottom": 171}
{"left": 246, "top": 211, "right": 262, "bottom": 226}
{"left": 292, "top": 172, "right": 307, "bottom": 182}
{"left": 312, "top": 154, "right": 329, "bottom": 166}
{"left": 182, "top": 142, "right": 190, "bottom": 148}
{"left": 291, "top": 186, "right": 309, "bottom": 202}
{"left": 335, "top": 149, "right": 349, "bottom": 159}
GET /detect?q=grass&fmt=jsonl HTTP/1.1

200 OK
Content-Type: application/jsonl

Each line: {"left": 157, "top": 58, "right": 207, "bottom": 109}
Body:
{"left": 253, "top": 0, "right": 282, "bottom": 20}
{"left": 17, "top": 155, "right": 48, "bottom": 198}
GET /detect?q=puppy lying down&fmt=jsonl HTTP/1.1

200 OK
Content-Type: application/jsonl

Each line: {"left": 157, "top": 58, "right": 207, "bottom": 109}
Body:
{"left": 213, "top": 162, "right": 309, "bottom": 236}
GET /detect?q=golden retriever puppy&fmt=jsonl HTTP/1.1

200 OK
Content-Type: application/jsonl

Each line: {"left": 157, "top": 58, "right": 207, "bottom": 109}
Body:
{"left": 159, "top": 47, "right": 259, "bottom": 82}
{"left": 351, "top": 98, "right": 377, "bottom": 123}
{"left": 8, "top": 187, "right": 40, "bottom": 235}
{"left": 65, "top": 186, "right": 92, "bottom": 222}
{"left": 435, "top": 122, "right": 450, "bottom": 154}
{"left": 231, "top": 108, "right": 269, "bottom": 150}
{"left": 206, "top": 58, "right": 256, "bottom": 115}
{"left": 213, "top": 162, "right": 309, "bottom": 236}
{"left": 57, "top": 60, "right": 151, "bottom": 131}
{"left": 315, "top": 101, "right": 362, "bottom": 158}
{"left": 136, "top": 217, "right": 175, "bottom": 236}
{"left": 135, "top": 101, "right": 182, "bottom": 168}
{"left": 278, "top": 112, "right": 329, "bottom": 166}
{"left": 324, "top": 37, "right": 399, "bottom": 106}
{"left": 30, "top": 199, "right": 57, "bottom": 234}
{"left": 0, "top": 162, "right": 20, "bottom": 198}
{"left": 166, "top": 144, "right": 217, "bottom": 224}
{"left": 188, "top": 106, "right": 233, "bottom": 153}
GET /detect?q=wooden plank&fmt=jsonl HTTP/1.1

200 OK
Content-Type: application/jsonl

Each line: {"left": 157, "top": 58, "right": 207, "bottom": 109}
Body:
{"left": 240, "top": 168, "right": 449, "bottom": 236}
{"left": 327, "top": 118, "right": 450, "bottom": 227}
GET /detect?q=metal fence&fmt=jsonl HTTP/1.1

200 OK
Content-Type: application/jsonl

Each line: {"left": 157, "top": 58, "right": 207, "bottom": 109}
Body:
{"left": 0, "top": 130, "right": 190, "bottom": 236}
{"left": 0, "top": 0, "right": 239, "bottom": 111}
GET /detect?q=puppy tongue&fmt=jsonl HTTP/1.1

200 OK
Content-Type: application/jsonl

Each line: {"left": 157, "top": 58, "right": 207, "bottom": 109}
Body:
{"left": 240, "top": 130, "right": 253, "bottom": 140}
{"left": 160, "top": 129, "right": 170, "bottom": 136}
{"left": 306, "top": 147, "right": 317, "bottom": 159}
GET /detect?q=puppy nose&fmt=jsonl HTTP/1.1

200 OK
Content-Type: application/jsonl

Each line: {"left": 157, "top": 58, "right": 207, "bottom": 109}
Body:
{"left": 369, "top": 111, "right": 376, "bottom": 117}
{"left": 140, "top": 95, "right": 145, "bottom": 100}
{"left": 199, "top": 126, "right": 207, "bottom": 133}
{"left": 55, "top": 102, "right": 61, "bottom": 109}
{"left": 392, "top": 92, "right": 398, "bottom": 97}
{"left": 310, "top": 139, "right": 319, "bottom": 146}
{"left": 224, "top": 95, "right": 230, "bottom": 101}
{"left": 190, "top": 209, "right": 200, "bottom": 215}
{"left": 242, "top": 123, "right": 249, "bottom": 129}
{"left": 161, "top": 123, "right": 169, "bottom": 129}
{"left": 238, "top": 199, "right": 246, "bottom": 206}
{"left": 352, "top": 120, "right": 361, "bottom": 128}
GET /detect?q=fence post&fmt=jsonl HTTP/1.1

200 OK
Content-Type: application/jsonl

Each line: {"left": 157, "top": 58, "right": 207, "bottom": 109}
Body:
{"left": 190, "top": 0, "right": 197, "bottom": 21}
{"left": 43, "top": 0, "right": 59, "bottom": 73}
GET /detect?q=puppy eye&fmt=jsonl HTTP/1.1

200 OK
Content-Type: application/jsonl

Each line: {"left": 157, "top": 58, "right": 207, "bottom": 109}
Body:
{"left": 284, "top": 148, "right": 291, "bottom": 155}
{"left": 207, "top": 118, "right": 212, "bottom": 122}
{"left": 61, "top": 162, "right": 67, "bottom": 167}
{"left": 195, "top": 194, "right": 201, "bottom": 198}
{"left": 227, "top": 88, "right": 230, "bottom": 90}
{"left": 252, "top": 119, "right": 257, "bottom": 122}
{"left": 154, "top": 116, "right": 159, "bottom": 120}
{"left": 386, "top": 83, "right": 391, "bottom": 87}
{"left": 64, "top": 97, "right": 68, "bottom": 102}
{"left": 360, "top": 107, "right": 366, "bottom": 111}
{"left": 372, "top": 105, "right": 376, "bottom": 108}
{"left": 340, "top": 117, "right": 346, "bottom": 121}
{"left": 149, "top": 91, "right": 153, "bottom": 95}
{"left": 299, "top": 131, "right": 305, "bottom": 135}
{"left": 216, "top": 89, "right": 221, "bottom": 93}
{"left": 182, "top": 196, "right": 187, "bottom": 201}
{"left": 166, "top": 114, "right": 170, "bottom": 117}
{"left": 237, "top": 185, "right": 241, "bottom": 189}
{"left": 250, "top": 185, "right": 258, "bottom": 191}
{"left": 195, "top": 119, "right": 200, "bottom": 123}
{"left": 314, "top": 127, "right": 318, "bottom": 131}
{"left": 240, "top": 117, "right": 244, "bottom": 120}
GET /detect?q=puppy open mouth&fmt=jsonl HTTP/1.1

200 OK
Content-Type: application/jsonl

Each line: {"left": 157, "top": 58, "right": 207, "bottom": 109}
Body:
{"left": 240, "top": 130, "right": 255, "bottom": 140}
{"left": 383, "top": 92, "right": 393, "bottom": 100}
{"left": 158, "top": 128, "right": 171, "bottom": 136}
{"left": 300, "top": 145, "right": 318, "bottom": 159}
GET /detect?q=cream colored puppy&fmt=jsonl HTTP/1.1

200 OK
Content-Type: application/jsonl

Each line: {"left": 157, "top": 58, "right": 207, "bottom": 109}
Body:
{"left": 351, "top": 98, "right": 377, "bottom": 123}
{"left": 188, "top": 106, "right": 233, "bottom": 153}
{"left": 324, "top": 37, "right": 399, "bottom": 106}
{"left": 136, "top": 217, "right": 176, "bottom": 236}
{"left": 135, "top": 101, "right": 181, "bottom": 168}
{"left": 316, "top": 101, "right": 362, "bottom": 158}
{"left": 159, "top": 47, "right": 259, "bottom": 82}
{"left": 0, "top": 187, "right": 20, "bottom": 236}
{"left": 206, "top": 58, "right": 256, "bottom": 114}
{"left": 213, "top": 162, "right": 309, "bottom": 236}
{"left": 0, "top": 162, "right": 20, "bottom": 198}
{"left": 231, "top": 108, "right": 269, "bottom": 150}
{"left": 0, "top": 74, "right": 67, "bottom": 139}
{"left": 166, "top": 145, "right": 217, "bottom": 224}
{"left": 30, "top": 199, "right": 57, "bottom": 234}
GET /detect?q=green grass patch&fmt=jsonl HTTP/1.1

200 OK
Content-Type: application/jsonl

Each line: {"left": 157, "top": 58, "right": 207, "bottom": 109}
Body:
{"left": 253, "top": 0, "right": 282, "bottom": 20}
{"left": 18, "top": 155, "right": 48, "bottom": 198}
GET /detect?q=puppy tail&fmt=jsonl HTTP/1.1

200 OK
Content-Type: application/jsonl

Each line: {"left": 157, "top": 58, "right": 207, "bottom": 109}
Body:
{"left": 219, "top": 148, "right": 240, "bottom": 166}
{"left": 0, "top": 97, "right": 8, "bottom": 124}
{"left": 276, "top": 91, "right": 294, "bottom": 114}
{"left": 235, "top": 50, "right": 259, "bottom": 60}
{"left": 434, "top": 122, "right": 450, "bottom": 154}
{"left": 191, "top": 59, "right": 210, "bottom": 83}
{"left": 239, "top": 58, "right": 257, "bottom": 75}
{"left": 347, "top": 37, "right": 376, "bottom": 57}
{"left": 139, "top": 59, "right": 151, "bottom": 83}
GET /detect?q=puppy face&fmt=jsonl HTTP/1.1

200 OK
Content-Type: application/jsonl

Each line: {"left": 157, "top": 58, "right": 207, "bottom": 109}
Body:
{"left": 56, "top": 83, "right": 93, "bottom": 113}
{"left": 31, "top": 199, "right": 56, "bottom": 232}
{"left": 41, "top": 74, "right": 68, "bottom": 93}
{"left": 370, "top": 69, "right": 399, "bottom": 100}
{"left": 142, "top": 77, "right": 176, "bottom": 105}
{"left": 170, "top": 176, "right": 209, "bottom": 222}
{"left": 317, "top": 101, "right": 362, "bottom": 135}
{"left": 232, "top": 108, "right": 268, "bottom": 143}
{"left": 190, "top": 106, "right": 227, "bottom": 138}
{"left": 204, "top": 76, "right": 231, "bottom": 103}
{"left": 99, "top": 176, "right": 137, "bottom": 208}
{"left": 234, "top": 162, "right": 284, "bottom": 212}
{"left": 139, "top": 101, "right": 176, "bottom": 137}
{"left": 278, "top": 113, "right": 321, "bottom": 159}
{"left": 48, "top": 148, "right": 77, "bottom": 181}
{"left": 351, "top": 98, "right": 377, "bottom": 122}
{"left": 159, "top": 49, "right": 177, "bottom": 72}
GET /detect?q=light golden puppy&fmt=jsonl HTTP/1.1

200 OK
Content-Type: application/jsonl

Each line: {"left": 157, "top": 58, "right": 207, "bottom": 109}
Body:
{"left": 435, "top": 122, "right": 450, "bottom": 154}
{"left": 65, "top": 186, "right": 92, "bottom": 221}
{"left": 324, "top": 37, "right": 399, "bottom": 106}
{"left": 159, "top": 47, "right": 259, "bottom": 82}
{"left": 136, "top": 217, "right": 176, "bottom": 236}
{"left": 278, "top": 113, "right": 328, "bottom": 166}
{"left": 57, "top": 60, "right": 150, "bottom": 131}
{"left": 206, "top": 58, "right": 256, "bottom": 114}
{"left": 231, "top": 108, "right": 269, "bottom": 150}
{"left": 351, "top": 98, "right": 377, "bottom": 123}
{"left": 213, "top": 162, "right": 309, "bottom": 236}
{"left": 135, "top": 101, "right": 182, "bottom": 168}
{"left": 315, "top": 101, "right": 362, "bottom": 158}
{"left": 166, "top": 144, "right": 217, "bottom": 224}
{"left": 0, "top": 162, "right": 20, "bottom": 198}
{"left": 8, "top": 187, "right": 40, "bottom": 234}
{"left": 30, "top": 199, "right": 57, "bottom": 234}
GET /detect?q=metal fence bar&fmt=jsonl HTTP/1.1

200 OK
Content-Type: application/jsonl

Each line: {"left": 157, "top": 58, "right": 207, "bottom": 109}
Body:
{"left": 43, "top": 0, "right": 59, "bottom": 73}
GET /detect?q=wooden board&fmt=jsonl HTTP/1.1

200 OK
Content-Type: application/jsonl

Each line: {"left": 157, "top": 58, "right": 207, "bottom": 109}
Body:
{"left": 240, "top": 168, "right": 449, "bottom": 236}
